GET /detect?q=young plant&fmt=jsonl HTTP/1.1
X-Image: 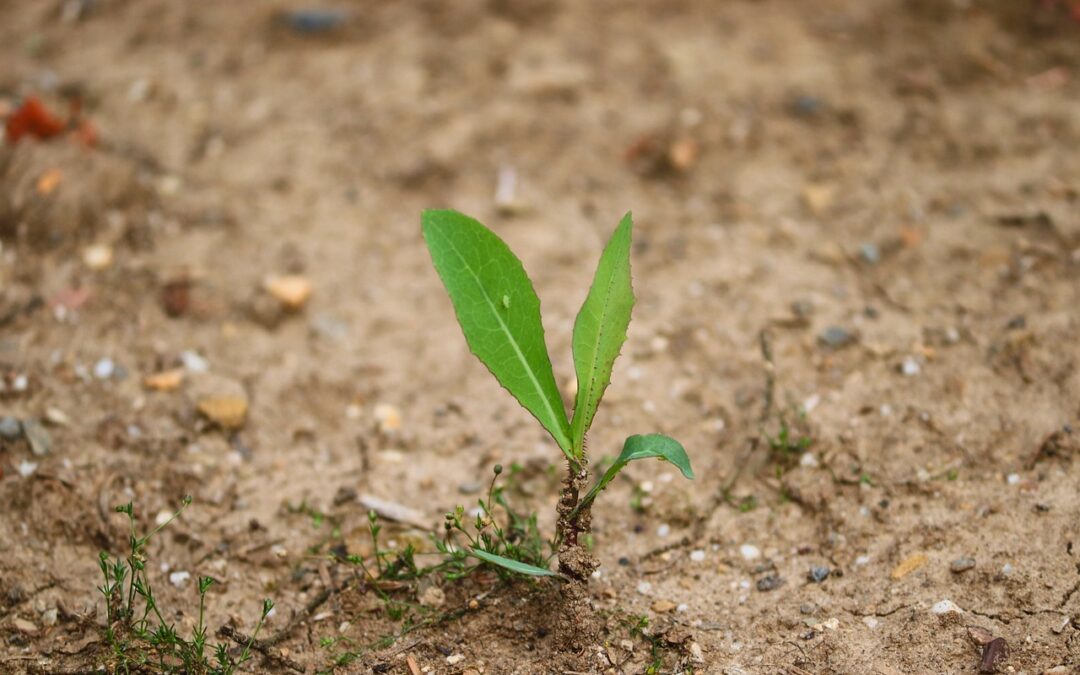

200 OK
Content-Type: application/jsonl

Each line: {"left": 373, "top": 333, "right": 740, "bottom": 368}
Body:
{"left": 97, "top": 497, "right": 274, "bottom": 674}
{"left": 422, "top": 209, "right": 693, "bottom": 586}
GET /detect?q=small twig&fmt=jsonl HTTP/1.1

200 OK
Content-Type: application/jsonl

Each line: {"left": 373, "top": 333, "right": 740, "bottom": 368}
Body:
{"left": 217, "top": 625, "right": 305, "bottom": 673}
{"left": 640, "top": 536, "right": 691, "bottom": 562}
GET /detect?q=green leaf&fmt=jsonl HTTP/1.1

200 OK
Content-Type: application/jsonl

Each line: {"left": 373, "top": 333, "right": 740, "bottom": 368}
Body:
{"left": 574, "top": 434, "right": 693, "bottom": 516}
{"left": 422, "top": 210, "right": 573, "bottom": 458}
{"left": 569, "top": 212, "right": 634, "bottom": 457}
{"left": 469, "top": 548, "right": 561, "bottom": 578}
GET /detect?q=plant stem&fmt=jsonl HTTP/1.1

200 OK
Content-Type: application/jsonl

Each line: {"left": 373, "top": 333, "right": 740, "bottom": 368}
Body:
{"left": 555, "top": 459, "right": 598, "bottom": 581}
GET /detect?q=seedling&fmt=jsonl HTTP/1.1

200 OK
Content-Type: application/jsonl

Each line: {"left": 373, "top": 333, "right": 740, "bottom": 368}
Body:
{"left": 97, "top": 497, "right": 274, "bottom": 674}
{"left": 422, "top": 209, "right": 693, "bottom": 587}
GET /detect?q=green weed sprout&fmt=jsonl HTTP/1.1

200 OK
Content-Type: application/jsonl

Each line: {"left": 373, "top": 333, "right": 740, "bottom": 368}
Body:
{"left": 97, "top": 497, "right": 273, "bottom": 674}
{"left": 422, "top": 210, "right": 693, "bottom": 583}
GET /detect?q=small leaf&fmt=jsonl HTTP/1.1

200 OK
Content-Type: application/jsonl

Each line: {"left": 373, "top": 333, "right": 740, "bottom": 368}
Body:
{"left": 570, "top": 212, "right": 634, "bottom": 457}
{"left": 469, "top": 548, "right": 561, "bottom": 578}
{"left": 422, "top": 210, "right": 573, "bottom": 458}
{"left": 575, "top": 434, "right": 693, "bottom": 515}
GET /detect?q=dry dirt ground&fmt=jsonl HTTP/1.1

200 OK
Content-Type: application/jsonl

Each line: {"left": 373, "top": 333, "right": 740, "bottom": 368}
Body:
{"left": 2, "top": 1, "right": 1080, "bottom": 673}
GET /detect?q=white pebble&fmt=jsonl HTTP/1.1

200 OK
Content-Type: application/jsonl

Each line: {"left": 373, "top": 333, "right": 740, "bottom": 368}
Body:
{"left": 94, "top": 358, "right": 115, "bottom": 379}
{"left": 799, "top": 452, "right": 819, "bottom": 468}
{"left": 636, "top": 581, "right": 652, "bottom": 595}
{"left": 931, "top": 599, "right": 962, "bottom": 615}
{"left": 1006, "top": 473, "right": 1020, "bottom": 485}
{"left": 12, "top": 374, "right": 28, "bottom": 392}
{"left": 17, "top": 461, "right": 38, "bottom": 477}
{"left": 657, "top": 524, "right": 671, "bottom": 538}
{"left": 901, "top": 357, "right": 921, "bottom": 376}
{"left": 739, "top": 544, "right": 761, "bottom": 561}
{"left": 446, "top": 654, "right": 465, "bottom": 666}
{"left": 855, "top": 555, "right": 871, "bottom": 566}
{"left": 803, "top": 393, "right": 821, "bottom": 413}
{"left": 677, "top": 603, "right": 689, "bottom": 613}
{"left": 180, "top": 350, "right": 209, "bottom": 373}
{"left": 168, "top": 571, "right": 191, "bottom": 588}
{"left": 689, "top": 549, "right": 706, "bottom": 562}
{"left": 863, "top": 617, "right": 879, "bottom": 630}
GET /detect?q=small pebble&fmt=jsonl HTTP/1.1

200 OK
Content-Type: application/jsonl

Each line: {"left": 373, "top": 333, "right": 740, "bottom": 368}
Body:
{"left": 689, "top": 549, "right": 706, "bottom": 562}
{"left": 446, "top": 654, "right": 465, "bottom": 666}
{"left": 739, "top": 544, "right": 761, "bottom": 561}
{"left": 657, "top": 523, "right": 671, "bottom": 538}
{"left": 950, "top": 557, "right": 976, "bottom": 573}
{"left": 756, "top": 575, "right": 782, "bottom": 592}
{"left": 931, "top": 599, "right": 963, "bottom": 615}
{"left": 180, "top": 350, "right": 209, "bottom": 373}
{"left": 82, "top": 244, "right": 113, "bottom": 270}
{"left": 863, "top": 617, "right": 879, "bottom": 630}
{"left": 0, "top": 416, "right": 22, "bottom": 441}
{"left": 17, "top": 461, "right": 38, "bottom": 477}
{"left": 636, "top": 581, "right": 652, "bottom": 595}
{"left": 818, "top": 326, "right": 856, "bottom": 349}
{"left": 457, "top": 482, "right": 482, "bottom": 495}
{"left": 169, "top": 571, "right": 191, "bottom": 588}
{"left": 93, "top": 358, "right": 115, "bottom": 379}
{"left": 999, "top": 563, "right": 1015, "bottom": 577}
{"left": 21, "top": 419, "right": 51, "bottom": 456}
{"left": 263, "top": 275, "right": 313, "bottom": 311}
{"left": 1006, "top": 473, "right": 1020, "bottom": 485}
{"left": 808, "top": 566, "right": 830, "bottom": 583}
{"left": 374, "top": 403, "right": 402, "bottom": 433}
{"left": 40, "top": 608, "right": 58, "bottom": 627}
{"left": 979, "top": 637, "right": 1008, "bottom": 674}
{"left": 901, "top": 357, "right": 921, "bottom": 376}
{"left": 43, "top": 407, "right": 69, "bottom": 426}
{"left": 651, "top": 599, "right": 677, "bottom": 613}
{"left": 858, "top": 242, "right": 881, "bottom": 264}
{"left": 799, "top": 452, "right": 819, "bottom": 468}
{"left": 12, "top": 618, "right": 38, "bottom": 635}
{"left": 282, "top": 9, "right": 346, "bottom": 33}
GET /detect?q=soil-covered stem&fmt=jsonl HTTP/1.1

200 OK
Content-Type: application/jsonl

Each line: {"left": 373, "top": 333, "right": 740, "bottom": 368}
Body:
{"left": 554, "top": 459, "right": 600, "bottom": 648}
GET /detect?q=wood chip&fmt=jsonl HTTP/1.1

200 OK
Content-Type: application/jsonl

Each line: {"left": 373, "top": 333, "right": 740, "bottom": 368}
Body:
{"left": 263, "top": 275, "right": 313, "bottom": 311}
{"left": 406, "top": 655, "right": 421, "bottom": 675}
{"left": 890, "top": 553, "right": 928, "bottom": 580}
{"left": 144, "top": 368, "right": 185, "bottom": 391}
{"left": 36, "top": 168, "right": 63, "bottom": 195}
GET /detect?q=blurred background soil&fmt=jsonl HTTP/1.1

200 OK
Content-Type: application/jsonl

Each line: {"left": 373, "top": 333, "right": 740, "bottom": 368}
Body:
{"left": 1, "top": 0, "right": 1079, "bottom": 673}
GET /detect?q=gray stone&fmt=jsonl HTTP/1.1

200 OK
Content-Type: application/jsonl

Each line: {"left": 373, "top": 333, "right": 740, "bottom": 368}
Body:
{"left": 0, "top": 416, "right": 21, "bottom": 441}
{"left": 21, "top": 419, "right": 51, "bottom": 456}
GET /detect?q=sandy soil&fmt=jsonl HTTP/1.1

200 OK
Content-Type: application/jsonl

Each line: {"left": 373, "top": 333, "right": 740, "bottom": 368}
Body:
{"left": 1, "top": 1, "right": 1079, "bottom": 673}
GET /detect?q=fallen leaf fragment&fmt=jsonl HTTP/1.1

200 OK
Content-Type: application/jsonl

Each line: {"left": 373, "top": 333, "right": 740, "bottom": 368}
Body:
{"left": 5, "top": 96, "right": 65, "bottom": 144}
